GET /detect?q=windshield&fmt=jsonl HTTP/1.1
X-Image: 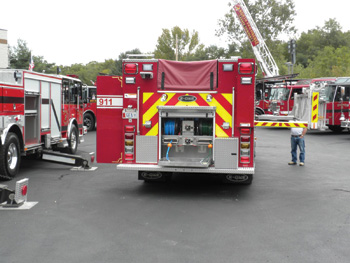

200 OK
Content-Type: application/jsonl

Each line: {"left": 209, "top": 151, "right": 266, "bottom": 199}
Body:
{"left": 295, "top": 79, "right": 312, "bottom": 85}
{"left": 335, "top": 77, "right": 350, "bottom": 84}
{"left": 269, "top": 87, "right": 289, "bottom": 100}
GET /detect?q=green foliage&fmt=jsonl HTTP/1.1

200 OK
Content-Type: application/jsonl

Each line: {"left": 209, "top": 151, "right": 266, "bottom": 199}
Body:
{"left": 9, "top": 39, "right": 31, "bottom": 69}
{"left": 217, "top": 0, "right": 296, "bottom": 44}
{"left": 154, "top": 26, "right": 200, "bottom": 60}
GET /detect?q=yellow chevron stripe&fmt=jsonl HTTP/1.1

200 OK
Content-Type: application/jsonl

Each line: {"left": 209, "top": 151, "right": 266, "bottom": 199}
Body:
{"left": 143, "top": 92, "right": 154, "bottom": 104}
{"left": 200, "top": 94, "right": 232, "bottom": 126}
{"left": 143, "top": 93, "right": 176, "bottom": 125}
{"left": 254, "top": 121, "right": 308, "bottom": 128}
{"left": 146, "top": 122, "right": 159, "bottom": 136}
{"left": 312, "top": 92, "right": 319, "bottom": 124}
{"left": 215, "top": 124, "right": 229, "bottom": 137}
{"left": 221, "top": 93, "right": 233, "bottom": 104}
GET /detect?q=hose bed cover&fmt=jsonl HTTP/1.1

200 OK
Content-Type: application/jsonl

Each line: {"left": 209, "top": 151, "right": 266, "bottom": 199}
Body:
{"left": 157, "top": 59, "right": 217, "bottom": 90}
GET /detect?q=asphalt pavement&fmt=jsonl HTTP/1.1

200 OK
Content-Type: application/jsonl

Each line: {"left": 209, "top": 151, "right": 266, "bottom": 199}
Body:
{"left": 1, "top": 128, "right": 350, "bottom": 263}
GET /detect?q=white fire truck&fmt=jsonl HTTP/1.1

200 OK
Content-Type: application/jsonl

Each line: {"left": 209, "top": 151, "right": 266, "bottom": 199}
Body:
{"left": 97, "top": 58, "right": 257, "bottom": 184}
{"left": 0, "top": 69, "right": 86, "bottom": 179}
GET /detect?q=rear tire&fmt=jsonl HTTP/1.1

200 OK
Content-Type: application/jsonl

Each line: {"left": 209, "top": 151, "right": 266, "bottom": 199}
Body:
{"left": 67, "top": 126, "right": 79, "bottom": 154}
{"left": 0, "top": 132, "right": 21, "bottom": 180}
{"left": 84, "top": 112, "right": 95, "bottom": 132}
{"left": 328, "top": 125, "right": 344, "bottom": 133}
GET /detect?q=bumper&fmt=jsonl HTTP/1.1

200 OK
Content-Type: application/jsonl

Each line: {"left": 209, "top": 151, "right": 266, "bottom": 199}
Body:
{"left": 341, "top": 120, "right": 350, "bottom": 128}
{"left": 116, "top": 164, "right": 255, "bottom": 174}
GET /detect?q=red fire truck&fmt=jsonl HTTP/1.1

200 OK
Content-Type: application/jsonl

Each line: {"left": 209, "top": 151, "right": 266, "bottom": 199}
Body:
{"left": 268, "top": 78, "right": 336, "bottom": 116}
{"left": 0, "top": 69, "right": 85, "bottom": 179}
{"left": 97, "top": 58, "right": 256, "bottom": 184}
{"left": 82, "top": 85, "right": 97, "bottom": 131}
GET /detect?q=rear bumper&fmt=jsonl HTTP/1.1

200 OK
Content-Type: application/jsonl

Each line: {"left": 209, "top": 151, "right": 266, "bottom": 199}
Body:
{"left": 116, "top": 164, "right": 254, "bottom": 174}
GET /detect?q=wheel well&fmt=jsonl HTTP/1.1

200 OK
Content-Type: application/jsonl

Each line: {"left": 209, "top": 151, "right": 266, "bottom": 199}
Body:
{"left": 8, "top": 125, "right": 24, "bottom": 152}
{"left": 255, "top": 107, "right": 264, "bottom": 115}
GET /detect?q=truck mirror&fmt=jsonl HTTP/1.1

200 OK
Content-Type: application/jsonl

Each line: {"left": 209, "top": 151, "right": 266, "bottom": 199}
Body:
{"left": 340, "top": 86, "right": 345, "bottom": 98}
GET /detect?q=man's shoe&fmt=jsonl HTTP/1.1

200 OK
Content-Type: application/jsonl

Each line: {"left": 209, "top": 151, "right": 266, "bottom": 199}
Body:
{"left": 288, "top": 162, "right": 297, "bottom": 165}
{"left": 299, "top": 162, "right": 305, "bottom": 166}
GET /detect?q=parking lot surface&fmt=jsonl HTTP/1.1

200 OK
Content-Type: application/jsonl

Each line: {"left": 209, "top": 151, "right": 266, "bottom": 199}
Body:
{"left": 1, "top": 128, "right": 350, "bottom": 263}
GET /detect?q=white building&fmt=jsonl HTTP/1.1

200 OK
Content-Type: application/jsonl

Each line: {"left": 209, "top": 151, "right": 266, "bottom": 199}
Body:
{"left": 0, "top": 29, "right": 9, "bottom": 68}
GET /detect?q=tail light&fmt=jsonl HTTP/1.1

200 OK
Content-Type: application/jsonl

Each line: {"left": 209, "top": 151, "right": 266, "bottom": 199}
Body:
{"left": 124, "top": 127, "right": 135, "bottom": 161}
{"left": 15, "top": 178, "right": 29, "bottom": 204}
{"left": 240, "top": 132, "right": 251, "bottom": 164}
{"left": 124, "top": 63, "right": 138, "bottom": 74}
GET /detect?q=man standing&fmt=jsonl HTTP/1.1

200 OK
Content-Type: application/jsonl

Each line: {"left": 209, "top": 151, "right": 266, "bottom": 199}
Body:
{"left": 288, "top": 127, "right": 307, "bottom": 166}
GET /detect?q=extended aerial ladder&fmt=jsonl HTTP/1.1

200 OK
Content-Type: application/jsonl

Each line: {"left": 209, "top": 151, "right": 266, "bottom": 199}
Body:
{"left": 232, "top": 0, "right": 279, "bottom": 77}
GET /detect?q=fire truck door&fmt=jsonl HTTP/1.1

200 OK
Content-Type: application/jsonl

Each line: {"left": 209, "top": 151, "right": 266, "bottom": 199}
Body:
{"left": 69, "top": 80, "right": 83, "bottom": 126}
{"left": 50, "top": 83, "right": 61, "bottom": 138}
{"left": 41, "top": 82, "right": 50, "bottom": 131}
{"left": 24, "top": 78, "right": 40, "bottom": 145}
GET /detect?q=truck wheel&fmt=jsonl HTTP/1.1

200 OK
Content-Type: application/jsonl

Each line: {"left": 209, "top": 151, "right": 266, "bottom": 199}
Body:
{"left": 84, "top": 112, "right": 95, "bottom": 132}
{"left": 68, "top": 126, "right": 78, "bottom": 154}
{"left": 255, "top": 108, "right": 264, "bottom": 115}
{"left": 328, "top": 125, "right": 344, "bottom": 133}
{"left": 222, "top": 174, "right": 253, "bottom": 185}
{"left": 0, "top": 132, "right": 21, "bottom": 180}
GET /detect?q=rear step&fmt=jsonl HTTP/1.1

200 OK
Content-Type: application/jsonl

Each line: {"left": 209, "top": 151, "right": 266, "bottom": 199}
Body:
{"left": 42, "top": 150, "right": 96, "bottom": 170}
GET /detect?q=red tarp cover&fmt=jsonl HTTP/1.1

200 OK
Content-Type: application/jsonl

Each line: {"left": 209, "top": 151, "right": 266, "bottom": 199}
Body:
{"left": 157, "top": 59, "right": 217, "bottom": 90}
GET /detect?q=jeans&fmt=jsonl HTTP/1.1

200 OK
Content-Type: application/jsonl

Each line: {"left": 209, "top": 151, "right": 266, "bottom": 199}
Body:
{"left": 291, "top": 136, "right": 305, "bottom": 163}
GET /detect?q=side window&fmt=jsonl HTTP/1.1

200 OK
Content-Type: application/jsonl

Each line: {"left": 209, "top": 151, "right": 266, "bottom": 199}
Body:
{"left": 89, "top": 88, "right": 97, "bottom": 101}
{"left": 290, "top": 89, "right": 302, "bottom": 100}
{"left": 62, "top": 79, "right": 70, "bottom": 104}
{"left": 69, "top": 81, "right": 76, "bottom": 103}
{"left": 344, "top": 86, "right": 350, "bottom": 101}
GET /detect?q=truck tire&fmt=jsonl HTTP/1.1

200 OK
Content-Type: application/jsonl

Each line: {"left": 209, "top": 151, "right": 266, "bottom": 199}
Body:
{"left": 0, "top": 132, "right": 21, "bottom": 180}
{"left": 328, "top": 125, "right": 344, "bottom": 133}
{"left": 84, "top": 112, "right": 95, "bottom": 132}
{"left": 67, "top": 126, "right": 78, "bottom": 154}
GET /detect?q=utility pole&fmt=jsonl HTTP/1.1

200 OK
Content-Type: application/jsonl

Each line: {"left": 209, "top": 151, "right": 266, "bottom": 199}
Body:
{"left": 176, "top": 34, "right": 178, "bottom": 61}
{"left": 288, "top": 39, "right": 296, "bottom": 74}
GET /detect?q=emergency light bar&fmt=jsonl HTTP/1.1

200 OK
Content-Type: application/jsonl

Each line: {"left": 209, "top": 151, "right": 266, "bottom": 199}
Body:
{"left": 238, "top": 63, "right": 254, "bottom": 74}
{"left": 124, "top": 64, "right": 138, "bottom": 74}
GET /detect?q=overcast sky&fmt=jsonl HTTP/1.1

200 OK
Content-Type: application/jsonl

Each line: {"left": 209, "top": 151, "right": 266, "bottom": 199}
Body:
{"left": 1, "top": 0, "right": 349, "bottom": 66}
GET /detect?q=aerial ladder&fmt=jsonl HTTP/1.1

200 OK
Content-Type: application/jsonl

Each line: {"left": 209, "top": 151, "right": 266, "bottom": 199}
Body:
{"left": 232, "top": 0, "right": 279, "bottom": 77}
{"left": 232, "top": 0, "right": 307, "bottom": 127}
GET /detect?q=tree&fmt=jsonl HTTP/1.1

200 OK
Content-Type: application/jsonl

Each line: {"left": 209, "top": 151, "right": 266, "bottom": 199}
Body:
{"left": 154, "top": 26, "right": 200, "bottom": 61}
{"left": 9, "top": 39, "right": 31, "bottom": 69}
{"left": 296, "top": 19, "right": 350, "bottom": 67}
{"left": 216, "top": 0, "right": 296, "bottom": 44}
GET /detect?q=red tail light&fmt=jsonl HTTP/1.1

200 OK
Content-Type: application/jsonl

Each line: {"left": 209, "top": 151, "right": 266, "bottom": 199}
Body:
{"left": 240, "top": 156, "right": 250, "bottom": 163}
{"left": 239, "top": 63, "right": 253, "bottom": 74}
{"left": 125, "top": 125, "right": 135, "bottom": 132}
{"left": 21, "top": 185, "right": 28, "bottom": 196}
{"left": 241, "top": 136, "right": 250, "bottom": 142}
{"left": 125, "top": 154, "right": 134, "bottom": 160}
{"left": 124, "top": 64, "right": 138, "bottom": 74}
{"left": 241, "top": 128, "right": 251, "bottom": 135}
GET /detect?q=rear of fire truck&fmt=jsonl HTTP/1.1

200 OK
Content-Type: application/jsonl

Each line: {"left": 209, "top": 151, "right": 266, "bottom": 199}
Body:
{"left": 97, "top": 57, "right": 256, "bottom": 184}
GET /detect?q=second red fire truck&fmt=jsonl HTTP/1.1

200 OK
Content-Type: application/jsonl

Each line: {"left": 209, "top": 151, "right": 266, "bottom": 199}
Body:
{"left": 97, "top": 57, "right": 257, "bottom": 184}
{"left": 0, "top": 69, "right": 85, "bottom": 179}
{"left": 82, "top": 85, "right": 97, "bottom": 131}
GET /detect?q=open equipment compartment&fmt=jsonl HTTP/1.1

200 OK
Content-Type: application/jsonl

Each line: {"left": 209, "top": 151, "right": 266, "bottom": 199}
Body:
{"left": 158, "top": 106, "right": 216, "bottom": 167}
